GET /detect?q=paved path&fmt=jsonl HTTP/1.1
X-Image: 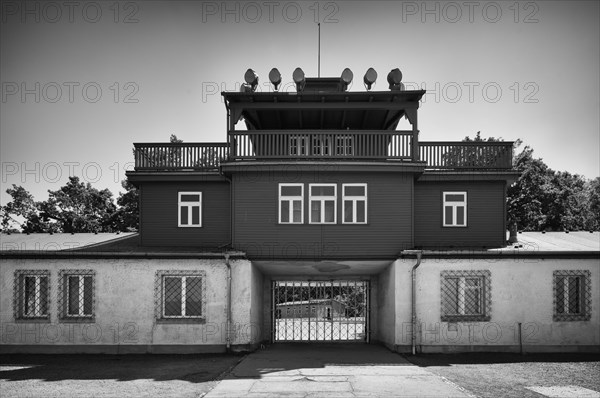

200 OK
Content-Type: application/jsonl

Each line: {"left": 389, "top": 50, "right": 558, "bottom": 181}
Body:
{"left": 204, "top": 344, "right": 473, "bottom": 397}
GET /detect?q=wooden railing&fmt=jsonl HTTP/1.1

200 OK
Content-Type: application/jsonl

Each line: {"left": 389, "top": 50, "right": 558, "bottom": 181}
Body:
{"left": 132, "top": 139, "right": 514, "bottom": 171}
{"left": 228, "top": 130, "right": 415, "bottom": 160}
{"left": 420, "top": 141, "right": 514, "bottom": 169}
{"left": 133, "top": 143, "right": 229, "bottom": 171}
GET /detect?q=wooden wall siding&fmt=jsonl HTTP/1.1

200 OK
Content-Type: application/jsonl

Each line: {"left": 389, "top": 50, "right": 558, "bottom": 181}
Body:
{"left": 140, "top": 182, "right": 230, "bottom": 247}
{"left": 414, "top": 181, "right": 506, "bottom": 248}
{"left": 232, "top": 172, "right": 413, "bottom": 259}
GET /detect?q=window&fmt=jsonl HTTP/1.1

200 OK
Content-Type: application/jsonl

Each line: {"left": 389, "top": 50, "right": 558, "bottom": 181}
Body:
{"left": 58, "top": 270, "right": 95, "bottom": 321}
{"left": 155, "top": 270, "right": 205, "bottom": 321}
{"left": 290, "top": 136, "right": 308, "bottom": 156}
{"left": 178, "top": 192, "right": 202, "bottom": 227}
{"left": 312, "top": 135, "right": 332, "bottom": 156}
{"left": 335, "top": 136, "right": 354, "bottom": 156}
{"left": 343, "top": 184, "right": 367, "bottom": 224}
{"left": 553, "top": 270, "right": 591, "bottom": 321}
{"left": 14, "top": 270, "right": 50, "bottom": 320}
{"left": 443, "top": 192, "right": 467, "bottom": 227}
{"left": 279, "top": 184, "right": 303, "bottom": 224}
{"left": 309, "top": 184, "right": 337, "bottom": 224}
{"left": 441, "top": 270, "right": 491, "bottom": 322}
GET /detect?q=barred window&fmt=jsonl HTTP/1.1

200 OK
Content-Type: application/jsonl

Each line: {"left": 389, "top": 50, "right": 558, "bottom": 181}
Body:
{"left": 553, "top": 270, "right": 591, "bottom": 321}
{"left": 279, "top": 184, "right": 304, "bottom": 224}
{"left": 155, "top": 270, "right": 206, "bottom": 321}
{"left": 443, "top": 192, "right": 467, "bottom": 227}
{"left": 342, "top": 184, "right": 367, "bottom": 224}
{"left": 14, "top": 270, "right": 50, "bottom": 320}
{"left": 441, "top": 270, "right": 491, "bottom": 322}
{"left": 58, "top": 270, "right": 95, "bottom": 321}
{"left": 309, "top": 184, "right": 336, "bottom": 224}
{"left": 178, "top": 192, "right": 202, "bottom": 227}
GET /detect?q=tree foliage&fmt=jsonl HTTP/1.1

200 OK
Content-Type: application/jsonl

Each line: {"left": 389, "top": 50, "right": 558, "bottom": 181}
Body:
{"left": 451, "top": 134, "right": 600, "bottom": 232}
{"left": 1, "top": 177, "right": 139, "bottom": 233}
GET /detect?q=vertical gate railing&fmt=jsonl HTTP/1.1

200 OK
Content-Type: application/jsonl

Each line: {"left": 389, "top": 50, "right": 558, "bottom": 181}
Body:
{"left": 271, "top": 280, "right": 369, "bottom": 342}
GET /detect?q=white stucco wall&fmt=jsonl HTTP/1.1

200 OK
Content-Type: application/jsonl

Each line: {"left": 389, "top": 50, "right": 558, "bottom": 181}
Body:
{"left": 0, "top": 257, "right": 257, "bottom": 353}
{"left": 377, "top": 262, "right": 396, "bottom": 348}
{"left": 390, "top": 257, "right": 600, "bottom": 352}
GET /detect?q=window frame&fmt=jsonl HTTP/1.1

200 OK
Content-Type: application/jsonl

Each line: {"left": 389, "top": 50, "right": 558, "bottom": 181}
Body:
{"left": 58, "top": 269, "right": 95, "bottom": 322}
{"left": 155, "top": 270, "right": 206, "bottom": 323}
{"left": 335, "top": 135, "right": 354, "bottom": 156}
{"left": 312, "top": 135, "right": 332, "bottom": 156}
{"left": 440, "top": 270, "right": 491, "bottom": 322}
{"left": 289, "top": 135, "right": 308, "bottom": 156}
{"left": 13, "top": 270, "right": 50, "bottom": 321}
{"left": 309, "top": 183, "right": 337, "bottom": 224}
{"left": 278, "top": 183, "right": 304, "bottom": 224}
{"left": 178, "top": 191, "right": 202, "bottom": 228}
{"left": 342, "top": 183, "right": 368, "bottom": 224}
{"left": 442, "top": 191, "right": 467, "bottom": 227}
{"left": 553, "top": 270, "right": 591, "bottom": 322}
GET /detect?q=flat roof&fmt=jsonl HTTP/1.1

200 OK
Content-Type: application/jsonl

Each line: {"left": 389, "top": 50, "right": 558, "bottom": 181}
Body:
{"left": 0, "top": 233, "right": 245, "bottom": 259}
{"left": 501, "top": 231, "right": 600, "bottom": 252}
{"left": 1, "top": 232, "right": 597, "bottom": 259}
{"left": 0, "top": 232, "right": 137, "bottom": 252}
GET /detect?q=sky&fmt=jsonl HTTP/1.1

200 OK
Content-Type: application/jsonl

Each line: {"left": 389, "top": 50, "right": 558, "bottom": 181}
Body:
{"left": 1, "top": 0, "right": 599, "bottom": 206}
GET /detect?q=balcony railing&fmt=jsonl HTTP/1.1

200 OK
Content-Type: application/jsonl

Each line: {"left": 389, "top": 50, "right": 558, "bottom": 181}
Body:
{"left": 132, "top": 139, "right": 514, "bottom": 171}
{"left": 420, "top": 141, "right": 514, "bottom": 170}
{"left": 228, "top": 130, "right": 415, "bottom": 160}
{"left": 133, "top": 143, "right": 229, "bottom": 171}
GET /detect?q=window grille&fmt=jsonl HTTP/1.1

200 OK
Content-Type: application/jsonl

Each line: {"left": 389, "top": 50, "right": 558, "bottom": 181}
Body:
{"left": 553, "top": 270, "right": 591, "bottom": 321}
{"left": 342, "top": 184, "right": 367, "bottom": 223}
{"left": 440, "top": 270, "right": 491, "bottom": 322}
{"left": 14, "top": 270, "right": 50, "bottom": 320}
{"left": 443, "top": 192, "right": 467, "bottom": 227}
{"left": 178, "top": 192, "right": 202, "bottom": 227}
{"left": 155, "top": 270, "right": 206, "bottom": 321}
{"left": 279, "top": 184, "right": 304, "bottom": 224}
{"left": 58, "top": 270, "right": 95, "bottom": 321}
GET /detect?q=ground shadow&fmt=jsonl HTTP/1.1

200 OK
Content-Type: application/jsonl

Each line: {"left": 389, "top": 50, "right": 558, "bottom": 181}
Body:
{"left": 0, "top": 353, "right": 242, "bottom": 383}
{"left": 0, "top": 343, "right": 411, "bottom": 382}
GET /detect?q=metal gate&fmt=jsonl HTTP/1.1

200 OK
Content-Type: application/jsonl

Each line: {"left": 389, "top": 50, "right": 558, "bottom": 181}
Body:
{"left": 271, "top": 280, "right": 370, "bottom": 342}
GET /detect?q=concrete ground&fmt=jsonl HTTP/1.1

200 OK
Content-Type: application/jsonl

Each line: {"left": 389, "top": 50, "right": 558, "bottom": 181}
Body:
{"left": 204, "top": 344, "right": 472, "bottom": 397}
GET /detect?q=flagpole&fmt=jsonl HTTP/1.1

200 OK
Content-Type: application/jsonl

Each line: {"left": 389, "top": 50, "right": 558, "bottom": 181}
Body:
{"left": 318, "top": 23, "right": 321, "bottom": 78}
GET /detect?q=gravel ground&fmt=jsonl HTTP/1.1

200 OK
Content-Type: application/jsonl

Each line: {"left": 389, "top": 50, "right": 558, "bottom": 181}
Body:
{"left": 406, "top": 353, "right": 600, "bottom": 398}
{"left": 0, "top": 354, "right": 243, "bottom": 398}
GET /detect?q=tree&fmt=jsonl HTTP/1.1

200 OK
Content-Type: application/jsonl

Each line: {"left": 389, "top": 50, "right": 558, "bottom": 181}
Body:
{"left": 507, "top": 146, "right": 553, "bottom": 231}
{"left": 587, "top": 177, "right": 600, "bottom": 230}
{"left": 1, "top": 177, "right": 140, "bottom": 233}
{"left": 111, "top": 179, "right": 139, "bottom": 231}
{"left": 37, "top": 176, "right": 117, "bottom": 233}
{"left": 1, "top": 185, "right": 51, "bottom": 233}
{"left": 505, "top": 142, "right": 596, "bottom": 231}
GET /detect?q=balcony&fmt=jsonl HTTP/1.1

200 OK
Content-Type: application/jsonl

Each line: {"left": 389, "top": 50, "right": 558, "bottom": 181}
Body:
{"left": 228, "top": 130, "right": 415, "bottom": 160}
{"left": 133, "top": 143, "right": 229, "bottom": 171}
{"left": 420, "top": 141, "right": 514, "bottom": 170}
{"left": 132, "top": 138, "right": 513, "bottom": 171}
